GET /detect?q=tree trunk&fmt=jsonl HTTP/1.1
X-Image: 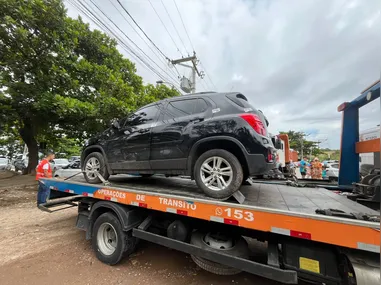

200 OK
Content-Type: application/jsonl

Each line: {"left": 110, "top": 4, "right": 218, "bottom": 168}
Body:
{"left": 19, "top": 119, "right": 38, "bottom": 175}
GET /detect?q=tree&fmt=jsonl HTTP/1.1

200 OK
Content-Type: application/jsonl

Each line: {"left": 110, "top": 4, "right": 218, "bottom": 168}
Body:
{"left": 0, "top": 124, "right": 24, "bottom": 158}
{"left": 0, "top": 0, "right": 178, "bottom": 173}
{"left": 280, "top": 130, "right": 320, "bottom": 159}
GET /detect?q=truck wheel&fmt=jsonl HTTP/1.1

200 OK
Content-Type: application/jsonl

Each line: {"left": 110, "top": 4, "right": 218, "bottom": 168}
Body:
{"left": 84, "top": 152, "right": 109, "bottom": 184}
{"left": 190, "top": 231, "right": 249, "bottom": 275}
{"left": 92, "top": 212, "right": 137, "bottom": 265}
{"left": 194, "top": 149, "right": 243, "bottom": 199}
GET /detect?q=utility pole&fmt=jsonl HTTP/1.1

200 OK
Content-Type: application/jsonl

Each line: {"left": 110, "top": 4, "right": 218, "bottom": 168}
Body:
{"left": 171, "top": 51, "right": 204, "bottom": 93}
{"left": 300, "top": 132, "right": 312, "bottom": 159}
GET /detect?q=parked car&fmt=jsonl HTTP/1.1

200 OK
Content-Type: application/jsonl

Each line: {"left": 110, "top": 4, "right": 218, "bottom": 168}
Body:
{"left": 81, "top": 92, "right": 276, "bottom": 198}
{"left": 52, "top": 158, "right": 70, "bottom": 170}
{"left": 325, "top": 162, "right": 339, "bottom": 181}
{"left": 54, "top": 160, "right": 81, "bottom": 178}
{"left": 69, "top": 155, "right": 80, "bottom": 162}
{"left": 14, "top": 154, "right": 27, "bottom": 172}
{"left": 0, "top": 157, "right": 11, "bottom": 170}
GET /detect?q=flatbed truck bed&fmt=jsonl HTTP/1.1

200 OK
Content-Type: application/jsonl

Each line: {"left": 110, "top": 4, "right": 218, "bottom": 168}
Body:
{"left": 39, "top": 175, "right": 380, "bottom": 285}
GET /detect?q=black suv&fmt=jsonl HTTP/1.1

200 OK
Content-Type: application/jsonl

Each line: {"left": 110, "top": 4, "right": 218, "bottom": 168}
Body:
{"left": 81, "top": 92, "right": 276, "bottom": 199}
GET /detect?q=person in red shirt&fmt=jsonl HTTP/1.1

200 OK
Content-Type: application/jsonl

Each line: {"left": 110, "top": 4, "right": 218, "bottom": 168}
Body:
{"left": 36, "top": 151, "right": 55, "bottom": 206}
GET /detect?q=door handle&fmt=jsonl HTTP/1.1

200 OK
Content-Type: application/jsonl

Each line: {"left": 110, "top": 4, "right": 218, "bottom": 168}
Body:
{"left": 138, "top": 128, "right": 150, "bottom": 133}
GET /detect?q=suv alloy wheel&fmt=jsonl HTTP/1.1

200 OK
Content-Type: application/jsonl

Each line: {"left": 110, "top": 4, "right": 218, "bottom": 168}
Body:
{"left": 194, "top": 149, "right": 243, "bottom": 199}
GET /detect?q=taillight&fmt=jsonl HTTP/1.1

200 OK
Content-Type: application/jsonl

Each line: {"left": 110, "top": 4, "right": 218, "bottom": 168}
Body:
{"left": 240, "top": 114, "right": 266, "bottom": 136}
{"left": 267, "top": 150, "right": 274, "bottom": 162}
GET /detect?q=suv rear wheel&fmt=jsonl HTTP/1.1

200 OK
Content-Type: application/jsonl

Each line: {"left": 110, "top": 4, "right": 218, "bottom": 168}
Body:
{"left": 84, "top": 152, "right": 110, "bottom": 183}
{"left": 194, "top": 149, "right": 243, "bottom": 199}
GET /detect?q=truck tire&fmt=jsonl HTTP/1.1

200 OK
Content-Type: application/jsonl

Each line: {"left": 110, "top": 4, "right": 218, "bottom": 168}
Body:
{"left": 92, "top": 212, "right": 137, "bottom": 265}
{"left": 83, "top": 152, "right": 109, "bottom": 184}
{"left": 190, "top": 231, "right": 249, "bottom": 275}
{"left": 194, "top": 149, "right": 243, "bottom": 199}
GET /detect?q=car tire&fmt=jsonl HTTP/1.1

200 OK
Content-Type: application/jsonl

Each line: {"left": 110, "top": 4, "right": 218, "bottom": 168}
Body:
{"left": 83, "top": 152, "right": 110, "bottom": 184}
{"left": 92, "top": 212, "right": 137, "bottom": 265}
{"left": 194, "top": 149, "right": 243, "bottom": 199}
{"left": 190, "top": 231, "right": 249, "bottom": 275}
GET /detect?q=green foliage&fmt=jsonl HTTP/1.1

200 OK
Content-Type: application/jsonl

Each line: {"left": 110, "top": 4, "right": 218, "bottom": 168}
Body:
{"left": 139, "top": 84, "right": 180, "bottom": 107}
{"left": 319, "top": 149, "right": 340, "bottom": 161}
{"left": 0, "top": 124, "right": 24, "bottom": 157}
{"left": 53, "top": 137, "right": 82, "bottom": 157}
{"left": 0, "top": 0, "right": 178, "bottom": 171}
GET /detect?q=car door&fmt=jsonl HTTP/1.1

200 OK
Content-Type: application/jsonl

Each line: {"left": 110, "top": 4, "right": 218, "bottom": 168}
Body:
{"left": 107, "top": 104, "right": 160, "bottom": 171}
{"left": 150, "top": 98, "right": 208, "bottom": 170}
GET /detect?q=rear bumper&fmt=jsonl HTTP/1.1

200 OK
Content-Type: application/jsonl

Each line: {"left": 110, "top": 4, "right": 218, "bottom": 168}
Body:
{"left": 246, "top": 153, "right": 276, "bottom": 175}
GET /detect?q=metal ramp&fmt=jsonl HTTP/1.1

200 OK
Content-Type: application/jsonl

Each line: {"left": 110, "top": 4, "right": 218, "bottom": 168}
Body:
{"left": 38, "top": 195, "right": 83, "bottom": 213}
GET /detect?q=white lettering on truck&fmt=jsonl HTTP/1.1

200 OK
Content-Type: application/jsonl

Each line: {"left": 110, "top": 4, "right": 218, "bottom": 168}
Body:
{"left": 159, "top": 197, "right": 197, "bottom": 210}
{"left": 97, "top": 189, "right": 126, "bottom": 199}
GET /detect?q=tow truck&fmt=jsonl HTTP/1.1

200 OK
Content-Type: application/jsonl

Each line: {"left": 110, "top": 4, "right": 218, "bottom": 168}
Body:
{"left": 38, "top": 81, "right": 380, "bottom": 285}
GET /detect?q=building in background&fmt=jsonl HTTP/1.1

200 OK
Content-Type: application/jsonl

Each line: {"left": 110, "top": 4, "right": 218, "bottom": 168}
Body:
{"left": 359, "top": 125, "right": 380, "bottom": 169}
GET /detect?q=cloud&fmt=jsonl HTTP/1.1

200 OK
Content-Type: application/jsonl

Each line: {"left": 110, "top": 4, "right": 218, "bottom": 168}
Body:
{"left": 232, "top": 73, "right": 245, "bottom": 82}
{"left": 65, "top": 0, "right": 381, "bottom": 148}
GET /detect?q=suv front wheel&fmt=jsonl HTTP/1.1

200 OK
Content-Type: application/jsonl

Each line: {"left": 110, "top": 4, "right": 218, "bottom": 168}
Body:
{"left": 83, "top": 152, "right": 110, "bottom": 184}
{"left": 194, "top": 149, "right": 243, "bottom": 199}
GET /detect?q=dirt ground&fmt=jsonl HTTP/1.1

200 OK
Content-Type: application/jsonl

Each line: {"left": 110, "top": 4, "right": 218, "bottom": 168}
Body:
{"left": 0, "top": 174, "right": 281, "bottom": 285}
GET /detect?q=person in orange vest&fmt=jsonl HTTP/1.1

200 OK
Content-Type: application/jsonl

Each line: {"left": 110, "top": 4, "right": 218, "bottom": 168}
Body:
{"left": 36, "top": 150, "right": 55, "bottom": 206}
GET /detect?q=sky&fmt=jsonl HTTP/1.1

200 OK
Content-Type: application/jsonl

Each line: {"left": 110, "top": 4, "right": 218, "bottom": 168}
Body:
{"left": 64, "top": 0, "right": 381, "bottom": 149}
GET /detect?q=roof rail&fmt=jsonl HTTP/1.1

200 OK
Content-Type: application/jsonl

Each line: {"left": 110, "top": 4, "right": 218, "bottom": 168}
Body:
{"left": 195, "top": 91, "right": 217, "bottom": 95}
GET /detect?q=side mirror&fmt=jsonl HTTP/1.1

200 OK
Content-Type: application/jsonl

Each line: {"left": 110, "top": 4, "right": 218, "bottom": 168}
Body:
{"left": 111, "top": 119, "right": 120, "bottom": 129}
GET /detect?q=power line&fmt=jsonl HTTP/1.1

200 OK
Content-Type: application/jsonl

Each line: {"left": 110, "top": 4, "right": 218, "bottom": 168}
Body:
{"left": 83, "top": 0, "right": 179, "bottom": 87}
{"left": 148, "top": 0, "right": 184, "bottom": 58}
{"left": 160, "top": 0, "right": 189, "bottom": 55}
{"left": 109, "top": 0, "right": 179, "bottom": 79}
{"left": 67, "top": 0, "right": 183, "bottom": 95}
{"left": 198, "top": 78, "right": 209, "bottom": 92}
{"left": 72, "top": 0, "right": 162, "bottom": 80}
{"left": 172, "top": 0, "right": 194, "bottom": 52}
{"left": 67, "top": 0, "right": 180, "bottom": 89}
{"left": 169, "top": 0, "right": 216, "bottom": 92}
{"left": 115, "top": 0, "right": 170, "bottom": 61}
{"left": 171, "top": 1, "right": 216, "bottom": 92}
{"left": 89, "top": 0, "right": 179, "bottom": 84}
{"left": 79, "top": 0, "right": 164, "bottom": 80}
{"left": 199, "top": 61, "right": 217, "bottom": 91}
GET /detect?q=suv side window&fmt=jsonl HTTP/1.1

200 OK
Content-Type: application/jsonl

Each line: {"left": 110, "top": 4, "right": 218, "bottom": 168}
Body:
{"left": 194, "top": 98, "right": 208, "bottom": 114}
{"left": 163, "top": 98, "right": 207, "bottom": 120}
{"left": 167, "top": 99, "right": 195, "bottom": 118}
{"left": 128, "top": 105, "right": 159, "bottom": 126}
